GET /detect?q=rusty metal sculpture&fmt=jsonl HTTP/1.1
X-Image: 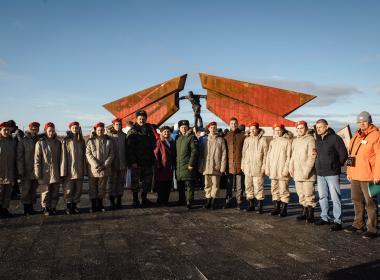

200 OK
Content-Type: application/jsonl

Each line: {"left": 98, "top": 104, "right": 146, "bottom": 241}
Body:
{"left": 103, "top": 74, "right": 187, "bottom": 126}
{"left": 199, "top": 73, "right": 316, "bottom": 127}
{"left": 103, "top": 73, "right": 315, "bottom": 128}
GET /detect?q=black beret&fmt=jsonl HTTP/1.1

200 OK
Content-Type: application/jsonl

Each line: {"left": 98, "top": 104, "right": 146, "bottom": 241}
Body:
{"left": 178, "top": 120, "right": 190, "bottom": 127}
{"left": 136, "top": 110, "right": 147, "bottom": 118}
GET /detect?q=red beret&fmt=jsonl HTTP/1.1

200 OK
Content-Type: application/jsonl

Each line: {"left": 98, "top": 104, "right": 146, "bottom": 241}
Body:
{"left": 272, "top": 123, "right": 285, "bottom": 129}
{"left": 0, "top": 122, "right": 9, "bottom": 129}
{"left": 112, "top": 118, "right": 122, "bottom": 124}
{"left": 207, "top": 121, "right": 217, "bottom": 128}
{"left": 248, "top": 122, "right": 259, "bottom": 128}
{"left": 28, "top": 122, "right": 40, "bottom": 129}
{"left": 44, "top": 122, "right": 55, "bottom": 130}
{"left": 94, "top": 122, "right": 105, "bottom": 129}
{"left": 295, "top": 120, "right": 308, "bottom": 128}
{"left": 68, "top": 121, "right": 80, "bottom": 128}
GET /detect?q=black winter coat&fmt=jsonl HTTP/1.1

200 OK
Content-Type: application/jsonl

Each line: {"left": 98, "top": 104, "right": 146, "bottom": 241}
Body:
{"left": 126, "top": 124, "right": 156, "bottom": 167}
{"left": 315, "top": 128, "right": 348, "bottom": 176}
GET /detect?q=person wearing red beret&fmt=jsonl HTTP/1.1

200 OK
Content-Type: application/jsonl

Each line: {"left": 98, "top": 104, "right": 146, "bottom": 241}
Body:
{"left": 265, "top": 123, "right": 293, "bottom": 217}
{"left": 198, "top": 122, "right": 227, "bottom": 209}
{"left": 289, "top": 121, "right": 317, "bottom": 223}
{"left": 17, "top": 121, "right": 40, "bottom": 215}
{"left": 86, "top": 122, "right": 114, "bottom": 212}
{"left": 34, "top": 122, "right": 62, "bottom": 216}
{"left": 241, "top": 122, "right": 268, "bottom": 213}
{"left": 61, "top": 121, "right": 86, "bottom": 214}
{"left": 0, "top": 122, "right": 17, "bottom": 218}
{"left": 223, "top": 117, "right": 246, "bottom": 209}
{"left": 107, "top": 118, "right": 128, "bottom": 210}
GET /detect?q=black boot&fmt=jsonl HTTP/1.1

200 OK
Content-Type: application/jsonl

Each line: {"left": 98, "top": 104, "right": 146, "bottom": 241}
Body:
{"left": 204, "top": 198, "right": 211, "bottom": 209}
{"left": 66, "top": 203, "right": 72, "bottom": 215}
{"left": 109, "top": 196, "right": 116, "bottom": 210}
{"left": 1, "top": 208, "right": 13, "bottom": 218}
{"left": 141, "top": 192, "right": 152, "bottom": 206}
{"left": 116, "top": 196, "right": 122, "bottom": 209}
{"left": 186, "top": 200, "right": 193, "bottom": 210}
{"left": 23, "top": 204, "right": 30, "bottom": 216}
{"left": 270, "top": 201, "right": 281, "bottom": 216}
{"left": 132, "top": 192, "right": 140, "bottom": 208}
{"left": 296, "top": 206, "right": 307, "bottom": 221}
{"left": 50, "top": 208, "right": 57, "bottom": 216}
{"left": 256, "top": 200, "right": 264, "bottom": 214}
{"left": 43, "top": 207, "right": 50, "bottom": 216}
{"left": 90, "top": 199, "right": 97, "bottom": 213}
{"left": 223, "top": 196, "right": 232, "bottom": 209}
{"left": 210, "top": 198, "right": 216, "bottom": 210}
{"left": 279, "top": 202, "right": 288, "bottom": 217}
{"left": 97, "top": 198, "right": 106, "bottom": 212}
{"left": 72, "top": 203, "right": 80, "bottom": 214}
{"left": 29, "top": 204, "right": 36, "bottom": 215}
{"left": 306, "top": 207, "right": 315, "bottom": 223}
{"left": 246, "top": 199, "right": 255, "bottom": 212}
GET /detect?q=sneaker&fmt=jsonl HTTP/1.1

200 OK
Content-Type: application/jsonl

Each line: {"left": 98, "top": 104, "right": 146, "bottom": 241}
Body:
{"left": 362, "top": 231, "right": 377, "bottom": 239}
{"left": 344, "top": 226, "right": 366, "bottom": 233}
{"left": 330, "top": 223, "right": 342, "bottom": 231}
{"left": 315, "top": 219, "right": 330, "bottom": 226}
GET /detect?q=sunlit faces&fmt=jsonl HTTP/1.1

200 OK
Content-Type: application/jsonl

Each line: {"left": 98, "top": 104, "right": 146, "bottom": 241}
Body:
{"left": 296, "top": 124, "right": 307, "bottom": 137}
{"left": 229, "top": 119, "right": 238, "bottom": 132}
{"left": 179, "top": 125, "right": 188, "bottom": 135}
{"left": 273, "top": 127, "right": 283, "bottom": 138}
{"left": 162, "top": 129, "right": 171, "bottom": 139}
{"left": 209, "top": 125, "right": 218, "bottom": 135}
{"left": 113, "top": 122, "right": 122, "bottom": 131}
{"left": 315, "top": 122, "right": 328, "bottom": 135}
{"left": 136, "top": 115, "right": 146, "bottom": 126}
{"left": 70, "top": 125, "right": 80, "bottom": 134}
{"left": 357, "top": 120, "right": 370, "bottom": 131}
{"left": 250, "top": 125, "right": 259, "bottom": 136}
{"left": 29, "top": 126, "right": 39, "bottom": 137}
{"left": 45, "top": 127, "right": 55, "bottom": 138}
{"left": 96, "top": 126, "right": 105, "bottom": 137}
{"left": 0, "top": 127, "right": 10, "bottom": 138}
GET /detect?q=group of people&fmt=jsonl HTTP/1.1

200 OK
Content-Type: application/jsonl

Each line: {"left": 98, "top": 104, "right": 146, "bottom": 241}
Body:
{"left": 0, "top": 110, "right": 379, "bottom": 239}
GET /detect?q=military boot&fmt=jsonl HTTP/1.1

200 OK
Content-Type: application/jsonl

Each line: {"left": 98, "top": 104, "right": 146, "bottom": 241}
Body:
{"left": 109, "top": 196, "right": 116, "bottom": 210}
{"left": 246, "top": 199, "right": 255, "bottom": 212}
{"left": 66, "top": 203, "right": 72, "bottom": 215}
{"left": 204, "top": 198, "right": 212, "bottom": 209}
{"left": 116, "top": 196, "right": 122, "bottom": 209}
{"left": 97, "top": 198, "right": 106, "bottom": 212}
{"left": 210, "top": 198, "right": 216, "bottom": 210}
{"left": 306, "top": 207, "right": 315, "bottom": 223}
{"left": 132, "top": 192, "right": 140, "bottom": 208}
{"left": 90, "top": 199, "right": 97, "bottom": 213}
{"left": 72, "top": 203, "right": 80, "bottom": 214}
{"left": 279, "top": 202, "right": 288, "bottom": 217}
{"left": 256, "top": 200, "right": 264, "bottom": 214}
{"left": 270, "top": 200, "right": 281, "bottom": 216}
{"left": 141, "top": 192, "right": 152, "bottom": 206}
{"left": 296, "top": 206, "right": 307, "bottom": 221}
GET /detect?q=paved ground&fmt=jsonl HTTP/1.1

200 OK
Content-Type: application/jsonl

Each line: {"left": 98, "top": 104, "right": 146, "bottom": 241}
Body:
{"left": 0, "top": 178, "right": 379, "bottom": 280}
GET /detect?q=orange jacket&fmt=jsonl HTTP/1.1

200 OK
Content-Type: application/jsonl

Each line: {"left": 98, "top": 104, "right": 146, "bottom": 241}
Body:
{"left": 347, "top": 125, "right": 380, "bottom": 181}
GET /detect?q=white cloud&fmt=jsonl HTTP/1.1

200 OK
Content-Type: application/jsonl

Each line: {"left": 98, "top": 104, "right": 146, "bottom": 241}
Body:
{"left": 258, "top": 79, "right": 363, "bottom": 107}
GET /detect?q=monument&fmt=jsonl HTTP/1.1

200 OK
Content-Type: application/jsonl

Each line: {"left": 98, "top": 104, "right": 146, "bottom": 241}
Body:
{"left": 103, "top": 73, "right": 316, "bottom": 127}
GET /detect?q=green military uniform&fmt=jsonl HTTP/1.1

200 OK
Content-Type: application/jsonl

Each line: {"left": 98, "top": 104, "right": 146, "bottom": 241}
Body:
{"left": 175, "top": 129, "right": 198, "bottom": 206}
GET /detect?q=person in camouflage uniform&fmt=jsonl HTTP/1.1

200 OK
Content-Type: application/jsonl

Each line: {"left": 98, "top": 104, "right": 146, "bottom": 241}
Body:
{"left": 127, "top": 110, "right": 156, "bottom": 207}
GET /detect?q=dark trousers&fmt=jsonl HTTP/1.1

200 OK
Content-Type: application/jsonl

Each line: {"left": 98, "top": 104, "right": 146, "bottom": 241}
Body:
{"left": 156, "top": 180, "right": 172, "bottom": 205}
{"left": 177, "top": 180, "right": 194, "bottom": 205}
{"left": 226, "top": 173, "right": 244, "bottom": 204}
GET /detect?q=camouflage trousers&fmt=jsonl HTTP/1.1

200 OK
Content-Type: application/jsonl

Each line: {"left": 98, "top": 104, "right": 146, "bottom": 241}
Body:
{"left": 131, "top": 166, "right": 154, "bottom": 194}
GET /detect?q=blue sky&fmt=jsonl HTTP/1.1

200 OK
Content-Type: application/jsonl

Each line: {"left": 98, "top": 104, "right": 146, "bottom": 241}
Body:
{"left": 1, "top": 0, "right": 380, "bottom": 133}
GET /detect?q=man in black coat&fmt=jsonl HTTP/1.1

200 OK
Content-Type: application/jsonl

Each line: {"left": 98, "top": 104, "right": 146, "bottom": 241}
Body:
{"left": 127, "top": 110, "right": 156, "bottom": 207}
{"left": 314, "top": 119, "right": 348, "bottom": 231}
